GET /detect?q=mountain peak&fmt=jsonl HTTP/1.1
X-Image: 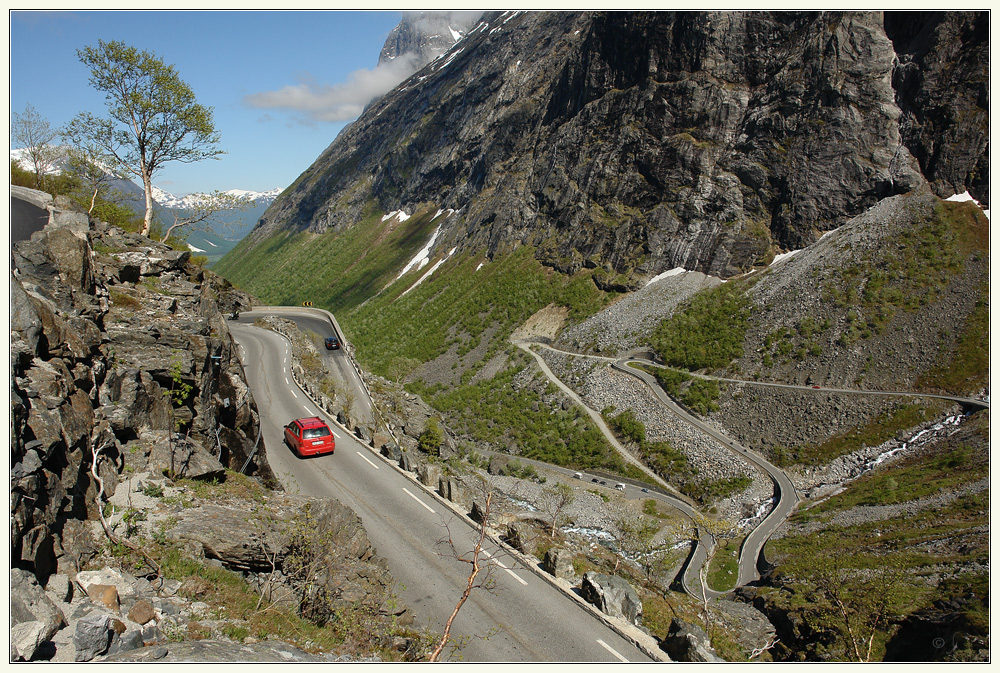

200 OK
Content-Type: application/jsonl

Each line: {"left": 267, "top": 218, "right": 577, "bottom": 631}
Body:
{"left": 378, "top": 10, "right": 483, "bottom": 70}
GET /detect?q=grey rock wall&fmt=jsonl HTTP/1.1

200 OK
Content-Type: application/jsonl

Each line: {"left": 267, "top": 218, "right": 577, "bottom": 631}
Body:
{"left": 11, "top": 193, "right": 273, "bottom": 584}
{"left": 247, "top": 11, "right": 986, "bottom": 290}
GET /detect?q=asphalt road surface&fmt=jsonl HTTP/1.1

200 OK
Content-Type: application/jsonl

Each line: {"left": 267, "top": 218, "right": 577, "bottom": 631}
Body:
{"left": 228, "top": 320, "right": 655, "bottom": 662}
{"left": 11, "top": 194, "right": 50, "bottom": 243}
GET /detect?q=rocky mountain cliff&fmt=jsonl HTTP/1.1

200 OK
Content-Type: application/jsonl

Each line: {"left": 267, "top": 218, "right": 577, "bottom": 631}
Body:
{"left": 244, "top": 10, "right": 987, "bottom": 289}
{"left": 378, "top": 10, "right": 483, "bottom": 70}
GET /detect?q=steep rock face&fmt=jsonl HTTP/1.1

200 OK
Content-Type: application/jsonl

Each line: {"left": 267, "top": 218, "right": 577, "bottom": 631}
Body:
{"left": 246, "top": 10, "right": 986, "bottom": 288}
{"left": 884, "top": 11, "right": 990, "bottom": 203}
{"left": 10, "top": 191, "right": 273, "bottom": 583}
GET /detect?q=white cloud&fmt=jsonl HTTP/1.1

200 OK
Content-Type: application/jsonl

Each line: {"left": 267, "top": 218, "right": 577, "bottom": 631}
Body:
{"left": 245, "top": 54, "right": 421, "bottom": 123}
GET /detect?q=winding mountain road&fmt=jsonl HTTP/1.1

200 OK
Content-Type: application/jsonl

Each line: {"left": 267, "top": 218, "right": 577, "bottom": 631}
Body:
{"left": 228, "top": 311, "right": 659, "bottom": 662}
{"left": 613, "top": 358, "right": 798, "bottom": 593}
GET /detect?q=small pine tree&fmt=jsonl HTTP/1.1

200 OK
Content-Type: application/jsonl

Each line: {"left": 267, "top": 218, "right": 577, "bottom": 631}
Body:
{"left": 418, "top": 417, "right": 445, "bottom": 455}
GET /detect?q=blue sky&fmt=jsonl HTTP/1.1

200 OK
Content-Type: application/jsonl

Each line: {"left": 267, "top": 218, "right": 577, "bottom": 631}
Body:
{"left": 9, "top": 10, "right": 409, "bottom": 195}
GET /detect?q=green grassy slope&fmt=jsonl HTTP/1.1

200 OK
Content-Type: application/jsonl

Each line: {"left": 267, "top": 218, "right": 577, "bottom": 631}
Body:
{"left": 213, "top": 203, "right": 442, "bottom": 314}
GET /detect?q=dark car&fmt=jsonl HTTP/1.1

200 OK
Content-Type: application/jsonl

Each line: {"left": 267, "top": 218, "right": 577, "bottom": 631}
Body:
{"left": 325, "top": 336, "right": 340, "bottom": 350}
{"left": 284, "top": 417, "right": 336, "bottom": 457}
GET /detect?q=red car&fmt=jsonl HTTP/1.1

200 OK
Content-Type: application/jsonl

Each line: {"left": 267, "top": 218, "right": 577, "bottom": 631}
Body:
{"left": 284, "top": 417, "right": 336, "bottom": 457}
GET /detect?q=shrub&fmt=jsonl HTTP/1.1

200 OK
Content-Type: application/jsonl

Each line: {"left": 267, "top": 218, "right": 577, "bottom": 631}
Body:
{"left": 418, "top": 417, "right": 444, "bottom": 455}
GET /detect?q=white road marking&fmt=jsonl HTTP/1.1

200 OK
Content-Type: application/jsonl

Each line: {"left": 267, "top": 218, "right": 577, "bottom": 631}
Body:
{"left": 356, "top": 452, "right": 379, "bottom": 470}
{"left": 302, "top": 405, "right": 312, "bottom": 414}
{"left": 597, "top": 639, "right": 629, "bottom": 662}
{"left": 402, "top": 488, "right": 436, "bottom": 513}
{"left": 285, "top": 377, "right": 289, "bottom": 385}
{"left": 482, "top": 549, "right": 528, "bottom": 586}
{"left": 290, "top": 390, "right": 298, "bottom": 399}
{"left": 332, "top": 430, "right": 341, "bottom": 439}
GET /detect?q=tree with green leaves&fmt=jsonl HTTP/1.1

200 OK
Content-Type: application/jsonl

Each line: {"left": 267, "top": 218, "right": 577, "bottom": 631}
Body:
{"left": 67, "top": 40, "right": 224, "bottom": 237}
{"left": 614, "top": 513, "right": 662, "bottom": 578}
{"left": 11, "top": 104, "right": 61, "bottom": 190}
{"left": 791, "top": 552, "right": 905, "bottom": 661}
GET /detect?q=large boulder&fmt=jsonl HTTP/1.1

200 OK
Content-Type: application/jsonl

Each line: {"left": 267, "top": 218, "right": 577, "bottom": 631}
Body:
{"left": 10, "top": 568, "right": 66, "bottom": 661}
{"left": 502, "top": 520, "right": 540, "bottom": 556}
{"left": 165, "top": 492, "right": 395, "bottom": 627}
{"left": 73, "top": 612, "right": 125, "bottom": 662}
{"left": 660, "top": 618, "right": 725, "bottom": 662}
{"left": 43, "top": 225, "right": 94, "bottom": 293}
{"left": 580, "top": 572, "right": 643, "bottom": 626}
{"left": 541, "top": 547, "right": 577, "bottom": 581}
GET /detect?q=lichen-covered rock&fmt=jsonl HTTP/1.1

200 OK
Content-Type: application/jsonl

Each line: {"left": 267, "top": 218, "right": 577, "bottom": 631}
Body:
{"left": 580, "top": 571, "right": 642, "bottom": 625}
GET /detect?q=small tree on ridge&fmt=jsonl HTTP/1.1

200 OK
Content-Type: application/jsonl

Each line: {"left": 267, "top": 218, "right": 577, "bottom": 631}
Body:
{"left": 68, "top": 40, "right": 224, "bottom": 237}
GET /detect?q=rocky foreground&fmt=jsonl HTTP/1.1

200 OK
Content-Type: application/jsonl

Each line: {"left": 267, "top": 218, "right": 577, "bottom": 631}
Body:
{"left": 9, "top": 191, "right": 406, "bottom": 661}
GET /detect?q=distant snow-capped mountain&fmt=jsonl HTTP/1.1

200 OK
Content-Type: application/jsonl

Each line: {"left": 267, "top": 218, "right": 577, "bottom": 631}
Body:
{"left": 12, "top": 147, "right": 282, "bottom": 211}
{"left": 150, "top": 186, "right": 284, "bottom": 210}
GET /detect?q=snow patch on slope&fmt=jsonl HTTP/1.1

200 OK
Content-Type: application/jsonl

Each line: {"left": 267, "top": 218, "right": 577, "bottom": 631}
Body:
{"left": 946, "top": 191, "right": 990, "bottom": 220}
{"left": 397, "top": 225, "right": 440, "bottom": 279}
{"left": 401, "top": 246, "right": 457, "bottom": 296}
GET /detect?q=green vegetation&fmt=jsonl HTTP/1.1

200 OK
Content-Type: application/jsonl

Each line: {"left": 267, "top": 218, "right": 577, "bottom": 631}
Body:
{"left": 105, "top": 471, "right": 418, "bottom": 659}
{"left": 418, "top": 417, "right": 444, "bottom": 455}
{"left": 346, "top": 246, "right": 613, "bottom": 377}
{"left": 682, "top": 379, "right": 721, "bottom": 415}
{"left": 70, "top": 40, "right": 224, "bottom": 236}
{"left": 635, "top": 364, "right": 721, "bottom": 415}
{"left": 650, "top": 281, "right": 751, "bottom": 371}
{"left": 215, "top": 204, "right": 442, "bottom": 314}
{"left": 763, "top": 413, "right": 989, "bottom": 661}
{"left": 109, "top": 288, "right": 141, "bottom": 311}
{"left": 648, "top": 366, "right": 692, "bottom": 395}
{"left": 916, "top": 284, "right": 989, "bottom": 394}
{"left": 688, "top": 475, "right": 754, "bottom": 503}
{"left": 413, "top": 362, "right": 630, "bottom": 473}
{"left": 772, "top": 401, "right": 943, "bottom": 467}
{"left": 706, "top": 536, "right": 742, "bottom": 592}
{"left": 603, "top": 407, "right": 747, "bottom": 503}
{"left": 825, "top": 200, "right": 988, "bottom": 351}
{"left": 761, "top": 316, "right": 831, "bottom": 366}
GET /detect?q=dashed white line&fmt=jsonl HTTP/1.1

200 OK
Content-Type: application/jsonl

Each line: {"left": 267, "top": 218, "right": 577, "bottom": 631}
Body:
{"left": 597, "top": 639, "right": 629, "bottom": 662}
{"left": 482, "top": 549, "right": 527, "bottom": 586}
{"left": 356, "top": 452, "right": 379, "bottom": 470}
{"left": 284, "top": 377, "right": 290, "bottom": 385}
{"left": 290, "top": 390, "right": 298, "bottom": 399}
{"left": 402, "top": 488, "right": 435, "bottom": 513}
{"left": 302, "top": 405, "right": 312, "bottom": 414}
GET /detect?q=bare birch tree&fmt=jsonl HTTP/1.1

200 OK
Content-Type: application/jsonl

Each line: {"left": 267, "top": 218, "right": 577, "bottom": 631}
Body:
{"left": 11, "top": 104, "right": 61, "bottom": 190}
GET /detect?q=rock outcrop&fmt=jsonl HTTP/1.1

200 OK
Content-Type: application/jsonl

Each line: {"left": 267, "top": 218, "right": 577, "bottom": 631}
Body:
{"left": 580, "top": 572, "right": 643, "bottom": 626}
{"left": 10, "top": 226, "right": 415, "bottom": 663}
{"left": 10, "top": 191, "right": 273, "bottom": 604}
{"left": 243, "top": 11, "right": 987, "bottom": 290}
{"left": 660, "top": 618, "right": 725, "bottom": 662}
